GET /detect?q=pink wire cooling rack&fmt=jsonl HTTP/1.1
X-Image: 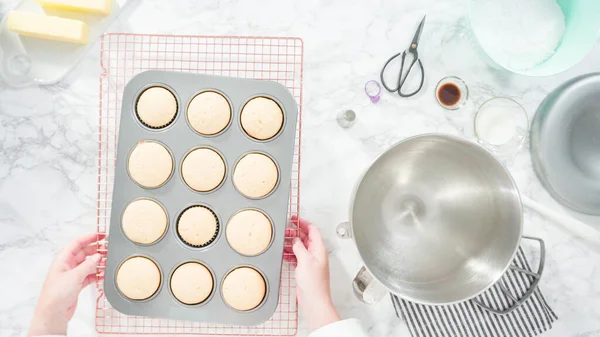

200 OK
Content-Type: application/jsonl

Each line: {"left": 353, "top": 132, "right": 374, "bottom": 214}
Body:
{"left": 94, "top": 33, "right": 303, "bottom": 336}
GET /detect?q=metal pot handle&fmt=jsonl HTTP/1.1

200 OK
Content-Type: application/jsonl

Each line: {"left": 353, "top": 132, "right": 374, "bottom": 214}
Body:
{"left": 336, "top": 222, "right": 352, "bottom": 239}
{"left": 337, "top": 222, "right": 389, "bottom": 304}
{"left": 352, "top": 266, "right": 390, "bottom": 304}
{"left": 473, "top": 236, "right": 545, "bottom": 315}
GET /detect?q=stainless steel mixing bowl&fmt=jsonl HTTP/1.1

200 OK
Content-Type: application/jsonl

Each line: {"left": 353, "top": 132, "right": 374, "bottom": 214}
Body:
{"left": 341, "top": 134, "right": 524, "bottom": 305}
{"left": 531, "top": 73, "right": 600, "bottom": 215}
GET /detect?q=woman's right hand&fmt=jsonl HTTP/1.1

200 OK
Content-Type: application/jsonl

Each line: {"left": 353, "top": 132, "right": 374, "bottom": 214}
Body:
{"left": 285, "top": 216, "right": 341, "bottom": 332}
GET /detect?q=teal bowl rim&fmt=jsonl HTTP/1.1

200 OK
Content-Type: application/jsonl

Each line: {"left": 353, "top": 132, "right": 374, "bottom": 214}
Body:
{"left": 468, "top": 0, "right": 600, "bottom": 77}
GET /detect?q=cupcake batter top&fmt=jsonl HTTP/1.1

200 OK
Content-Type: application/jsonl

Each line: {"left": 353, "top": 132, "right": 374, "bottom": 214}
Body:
{"left": 226, "top": 209, "right": 272, "bottom": 256}
{"left": 122, "top": 198, "right": 167, "bottom": 245}
{"left": 233, "top": 153, "right": 278, "bottom": 198}
{"left": 116, "top": 256, "right": 161, "bottom": 300}
{"left": 240, "top": 97, "right": 284, "bottom": 140}
{"left": 222, "top": 267, "right": 266, "bottom": 311}
{"left": 136, "top": 87, "right": 178, "bottom": 128}
{"left": 181, "top": 148, "right": 226, "bottom": 192}
{"left": 187, "top": 91, "right": 231, "bottom": 135}
{"left": 177, "top": 206, "right": 218, "bottom": 247}
{"left": 128, "top": 141, "right": 173, "bottom": 188}
{"left": 170, "top": 262, "right": 213, "bottom": 305}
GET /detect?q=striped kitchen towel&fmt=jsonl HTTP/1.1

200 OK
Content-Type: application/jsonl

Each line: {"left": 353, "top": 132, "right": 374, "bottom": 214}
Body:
{"left": 391, "top": 247, "right": 558, "bottom": 337}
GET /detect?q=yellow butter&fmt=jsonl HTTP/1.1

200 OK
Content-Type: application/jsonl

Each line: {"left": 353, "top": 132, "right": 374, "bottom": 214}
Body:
{"left": 36, "top": 0, "right": 112, "bottom": 15}
{"left": 7, "top": 11, "right": 88, "bottom": 45}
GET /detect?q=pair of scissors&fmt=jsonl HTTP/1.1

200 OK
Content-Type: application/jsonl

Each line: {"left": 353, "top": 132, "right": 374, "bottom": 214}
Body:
{"left": 380, "top": 16, "right": 426, "bottom": 97}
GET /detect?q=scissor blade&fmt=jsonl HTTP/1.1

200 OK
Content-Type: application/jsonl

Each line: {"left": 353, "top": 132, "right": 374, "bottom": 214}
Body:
{"left": 410, "top": 15, "right": 426, "bottom": 49}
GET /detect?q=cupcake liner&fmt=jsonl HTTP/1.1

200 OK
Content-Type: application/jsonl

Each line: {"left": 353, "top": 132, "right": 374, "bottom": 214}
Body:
{"left": 239, "top": 96, "right": 284, "bottom": 141}
{"left": 135, "top": 86, "right": 179, "bottom": 129}
{"left": 176, "top": 205, "right": 220, "bottom": 248}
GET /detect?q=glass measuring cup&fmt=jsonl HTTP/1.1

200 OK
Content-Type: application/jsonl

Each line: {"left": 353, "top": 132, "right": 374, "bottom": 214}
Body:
{"left": 474, "top": 97, "right": 528, "bottom": 158}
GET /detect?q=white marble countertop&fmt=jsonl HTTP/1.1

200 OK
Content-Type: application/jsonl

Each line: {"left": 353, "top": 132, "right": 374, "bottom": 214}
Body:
{"left": 1, "top": 0, "right": 600, "bottom": 336}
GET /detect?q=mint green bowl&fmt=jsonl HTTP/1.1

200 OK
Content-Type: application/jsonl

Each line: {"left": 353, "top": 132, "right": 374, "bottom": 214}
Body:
{"left": 469, "top": 0, "right": 600, "bottom": 77}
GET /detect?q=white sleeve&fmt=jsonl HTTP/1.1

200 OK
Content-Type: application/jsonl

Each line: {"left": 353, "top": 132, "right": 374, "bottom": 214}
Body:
{"left": 308, "top": 318, "right": 368, "bottom": 337}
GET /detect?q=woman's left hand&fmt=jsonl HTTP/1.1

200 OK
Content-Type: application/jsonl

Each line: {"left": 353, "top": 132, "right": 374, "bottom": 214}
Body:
{"left": 29, "top": 233, "right": 105, "bottom": 337}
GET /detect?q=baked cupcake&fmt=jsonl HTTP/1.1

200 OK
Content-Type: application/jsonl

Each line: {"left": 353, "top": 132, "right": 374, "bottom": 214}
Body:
{"left": 233, "top": 153, "right": 278, "bottom": 198}
{"left": 116, "top": 256, "right": 161, "bottom": 300}
{"left": 222, "top": 267, "right": 266, "bottom": 311}
{"left": 177, "top": 206, "right": 219, "bottom": 247}
{"left": 240, "top": 97, "right": 284, "bottom": 140}
{"left": 121, "top": 198, "right": 167, "bottom": 245}
{"left": 181, "top": 148, "right": 226, "bottom": 192}
{"left": 187, "top": 91, "right": 231, "bottom": 135}
{"left": 136, "top": 87, "right": 178, "bottom": 128}
{"left": 170, "top": 262, "right": 213, "bottom": 305}
{"left": 226, "top": 209, "right": 272, "bottom": 256}
{"left": 128, "top": 141, "right": 173, "bottom": 188}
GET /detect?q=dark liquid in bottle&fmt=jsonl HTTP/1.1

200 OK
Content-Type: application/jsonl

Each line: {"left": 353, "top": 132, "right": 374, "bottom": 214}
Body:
{"left": 437, "top": 83, "right": 461, "bottom": 107}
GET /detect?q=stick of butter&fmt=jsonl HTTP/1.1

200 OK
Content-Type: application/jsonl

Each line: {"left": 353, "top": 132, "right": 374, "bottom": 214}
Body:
{"left": 7, "top": 11, "right": 89, "bottom": 45}
{"left": 36, "top": 0, "right": 112, "bottom": 16}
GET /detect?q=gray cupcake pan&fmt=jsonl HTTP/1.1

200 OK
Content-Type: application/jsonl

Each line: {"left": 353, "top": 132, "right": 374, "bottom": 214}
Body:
{"left": 104, "top": 70, "right": 298, "bottom": 326}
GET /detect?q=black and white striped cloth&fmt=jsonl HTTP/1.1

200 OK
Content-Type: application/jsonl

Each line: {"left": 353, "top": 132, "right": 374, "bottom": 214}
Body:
{"left": 391, "top": 247, "right": 558, "bottom": 337}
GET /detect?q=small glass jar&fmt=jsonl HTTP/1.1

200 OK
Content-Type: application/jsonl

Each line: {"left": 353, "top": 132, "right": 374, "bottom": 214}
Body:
{"left": 474, "top": 97, "right": 528, "bottom": 158}
{"left": 337, "top": 109, "right": 357, "bottom": 128}
{"left": 435, "top": 76, "right": 468, "bottom": 110}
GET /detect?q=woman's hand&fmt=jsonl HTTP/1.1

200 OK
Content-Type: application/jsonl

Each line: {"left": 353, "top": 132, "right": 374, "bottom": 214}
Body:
{"left": 29, "top": 233, "right": 105, "bottom": 337}
{"left": 285, "top": 217, "right": 340, "bottom": 332}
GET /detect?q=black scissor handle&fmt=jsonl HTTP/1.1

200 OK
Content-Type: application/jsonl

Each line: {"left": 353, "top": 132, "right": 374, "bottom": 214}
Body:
{"left": 380, "top": 51, "right": 404, "bottom": 92}
{"left": 398, "top": 57, "right": 424, "bottom": 97}
{"left": 380, "top": 51, "right": 425, "bottom": 98}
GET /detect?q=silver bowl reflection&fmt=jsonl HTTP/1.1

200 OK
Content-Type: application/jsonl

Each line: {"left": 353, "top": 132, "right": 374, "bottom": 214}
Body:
{"left": 531, "top": 73, "right": 600, "bottom": 215}
{"left": 351, "top": 134, "right": 523, "bottom": 304}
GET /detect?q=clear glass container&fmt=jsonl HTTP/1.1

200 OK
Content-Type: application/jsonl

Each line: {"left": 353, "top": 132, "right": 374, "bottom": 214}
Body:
{"left": 474, "top": 97, "right": 528, "bottom": 158}
{"left": 0, "top": 0, "right": 130, "bottom": 87}
{"left": 337, "top": 109, "right": 356, "bottom": 128}
{"left": 435, "top": 76, "right": 468, "bottom": 110}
